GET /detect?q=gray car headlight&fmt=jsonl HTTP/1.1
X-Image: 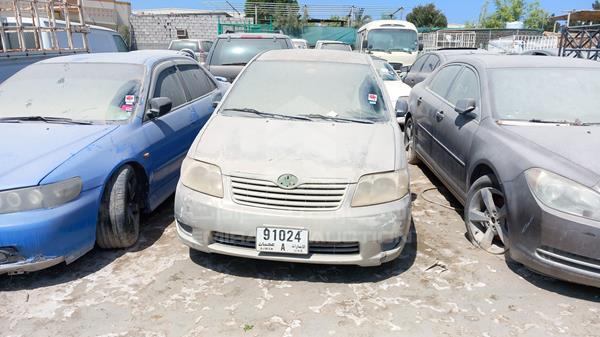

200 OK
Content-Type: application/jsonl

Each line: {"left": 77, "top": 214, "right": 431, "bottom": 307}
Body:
{"left": 351, "top": 170, "right": 409, "bottom": 207}
{"left": 525, "top": 168, "right": 600, "bottom": 221}
{"left": 180, "top": 157, "right": 224, "bottom": 198}
{"left": 0, "top": 177, "right": 82, "bottom": 215}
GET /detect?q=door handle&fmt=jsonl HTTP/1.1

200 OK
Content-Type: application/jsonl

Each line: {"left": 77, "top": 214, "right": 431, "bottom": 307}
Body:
{"left": 435, "top": 110, "right": 445, "bottom": 121}
{"left": 417, "top": 97, "right": 423, "bottom": 105}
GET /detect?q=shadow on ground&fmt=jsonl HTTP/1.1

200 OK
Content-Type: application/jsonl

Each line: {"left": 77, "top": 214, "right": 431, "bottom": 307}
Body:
{"left": 0, "top": 195, "right": 176, "bottom": 291}
{"left": 190, "top": 220, "right": 418, "bottom": 284}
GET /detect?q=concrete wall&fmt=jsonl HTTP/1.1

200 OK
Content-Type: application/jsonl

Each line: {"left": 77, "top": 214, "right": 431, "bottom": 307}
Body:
{"left": 130, "top": 13, "right": 248, "bottom": 50}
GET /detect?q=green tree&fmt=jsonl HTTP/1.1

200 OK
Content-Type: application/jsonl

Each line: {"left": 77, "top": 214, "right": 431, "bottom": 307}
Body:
{"left": 594, "top": 1, "right": 600, "bottom": 10}
{"left": 525, "top": 1, "right": 550, "bottom": 29}
{"left": 479, "top": 0, "right": 550, "bottom": 29}
{"left": 406, "top": 3, "right": 448, "bottom": 28}
{"left": 352, "top": 8, "right": 371, "bottom": 28}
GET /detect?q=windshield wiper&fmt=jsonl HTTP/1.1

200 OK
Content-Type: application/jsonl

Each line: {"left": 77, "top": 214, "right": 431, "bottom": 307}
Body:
{"left": 219, "top": 62, "right": 247, "bottom": 66}
{"left": 0, "top": 116, "right": 92, "bottom": 125}
{"left": 222, "top": 108, "right": 313, "bottom": 121}
{"left": 300, "top": 114, "right": 376, "bottom": 124}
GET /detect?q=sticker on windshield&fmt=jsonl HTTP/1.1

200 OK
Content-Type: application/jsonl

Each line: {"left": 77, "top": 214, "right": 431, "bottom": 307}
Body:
{"left": 121, "top": 104, "right": 134, "bottom": 112}
{"left": 125, "top": 95, "right": 135, "bottom": 105}
{"left": 368, "top": 93, "right": 378, "bottom": 104}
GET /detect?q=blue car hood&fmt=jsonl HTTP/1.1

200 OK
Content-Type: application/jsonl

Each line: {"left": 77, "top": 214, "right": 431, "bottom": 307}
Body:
{"left": 0, "top": 123, "right": 118, "bottom": 190}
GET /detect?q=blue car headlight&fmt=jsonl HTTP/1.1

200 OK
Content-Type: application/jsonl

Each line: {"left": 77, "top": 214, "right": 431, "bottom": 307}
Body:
{"left": 0, "top": 177, "right": 82, "bottom": 215}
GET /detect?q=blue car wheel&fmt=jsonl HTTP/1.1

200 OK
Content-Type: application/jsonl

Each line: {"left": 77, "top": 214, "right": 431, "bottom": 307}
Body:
{"left": 96, "top": 165, "right": 141, "bottom": 249}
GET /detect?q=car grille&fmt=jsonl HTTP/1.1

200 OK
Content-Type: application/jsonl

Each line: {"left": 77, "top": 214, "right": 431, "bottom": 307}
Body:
{"left": 212, "top": 232, "right": 360, "bottom": 255}
{"left": 537, "top": 246, "right": 600, "bottom": 274}
{"left": 230, "top": 177, "right": 347, "bottom": 211}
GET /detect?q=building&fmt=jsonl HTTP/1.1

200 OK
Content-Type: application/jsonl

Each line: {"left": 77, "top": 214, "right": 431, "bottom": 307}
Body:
{"left": 130, "top": 9, "right": 250, "bottom": 50}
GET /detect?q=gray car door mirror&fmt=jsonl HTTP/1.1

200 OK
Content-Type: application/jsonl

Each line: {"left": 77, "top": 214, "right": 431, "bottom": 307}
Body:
{"left": 214, "top": 76, "right": 229, "bottom": 83}
{"left": 395, "top": 98, "right": 409, "bottom": 117}
{"left": 147, "top": 97, "right": 172, "bottom": 119}
{"left": 455, "top": 98, "right": 477, "bottom": 115}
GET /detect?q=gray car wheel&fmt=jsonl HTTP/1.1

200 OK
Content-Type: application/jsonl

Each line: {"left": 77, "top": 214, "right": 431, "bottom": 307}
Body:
{"left": 97, "top": 165, "right": 141, "bottom": 249}
{"left": 404, "top": 117, "right": 420, "bottom": 165}
{"left": 465, "top": 175, "right": 508, "bottom": 255}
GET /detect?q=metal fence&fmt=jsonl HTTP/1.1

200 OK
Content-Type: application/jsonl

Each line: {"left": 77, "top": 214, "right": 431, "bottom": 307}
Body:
{"left": 421, "top": 31, "right": 476, "bottom": 51}
{"left": 487, "top": 35, "right": 559, "bottom": 53}
{"left": 559, "top": 25, "right": 600, "bottom": 60}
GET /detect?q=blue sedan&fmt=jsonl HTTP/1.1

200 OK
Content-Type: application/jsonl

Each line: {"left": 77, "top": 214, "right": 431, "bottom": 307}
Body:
{"left": 0, "top": 51, "right": 228, "bottom": 274}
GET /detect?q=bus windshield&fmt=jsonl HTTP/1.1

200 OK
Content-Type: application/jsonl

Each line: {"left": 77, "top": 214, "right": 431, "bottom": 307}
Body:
{"left": 368, "top": 29, "right": 418, "bottom": 53}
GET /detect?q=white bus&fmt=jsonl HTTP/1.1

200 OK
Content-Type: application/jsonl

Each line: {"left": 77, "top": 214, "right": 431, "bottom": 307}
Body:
{"left": 356, "top": 20, "right": 420, "bottom": 70}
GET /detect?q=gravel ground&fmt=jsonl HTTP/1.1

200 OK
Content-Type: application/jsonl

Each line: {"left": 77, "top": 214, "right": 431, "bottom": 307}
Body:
{"left": 2, "top": 163, "right": 599, "bottom": 337}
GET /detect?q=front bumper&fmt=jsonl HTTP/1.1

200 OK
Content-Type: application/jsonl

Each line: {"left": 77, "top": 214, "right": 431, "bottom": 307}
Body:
{"left": 174, "top": 183, "right": 412, "bottom": 267}
{"left": 505, "top": 175, "right": 600, "bottom": 288}
{"left": 0, "top": 187, "right": 101, "bottom": 275}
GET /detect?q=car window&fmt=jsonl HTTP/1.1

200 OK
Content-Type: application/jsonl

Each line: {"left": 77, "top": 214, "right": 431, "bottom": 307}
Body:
{"left": 210, "top": 38, "right": 290, "bottom": 66}
{"left": 423, "top": 54, "right": 440, "bottom": 73}
{"left": 169, "top": 40, "right": 200, "bottom": 52}
{"left": 429, "top": 65, "right": 462, "bottom": 99}
{"left": 112, "top": 35, "right": 128, "bottom": 52}
{"left": 201, "top": 41, "right": 213, "bottom": 52}
{"left": 178, "top": 64, "right": 216, "bottom": 101}
{"left": 153, "top": 66, "right": 186, "bottom": 109}
{"left": 446, "top": 67, "right": 480, "bottom": 107}
{"left": 410, "top": 55, "right": 429, "bottom": 73}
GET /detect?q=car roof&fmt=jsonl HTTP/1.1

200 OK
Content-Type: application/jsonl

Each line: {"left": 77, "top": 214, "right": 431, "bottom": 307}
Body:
{"left": 317, "top": 40, "right": 345, "bottom": 44}
{"left": 216, "top": 32, "right": 289, "bottom": 39}
{"left": 257, "top": 49, "right": 369, "bottom": 65}
{"left": 449, "top": 54, "right": 600, "bottom": 69}
{"left": 431, "top": 49, "right": 495, "bottom": 60}
{"left": 38, "top": 50, "right": 189, "bottom": 66}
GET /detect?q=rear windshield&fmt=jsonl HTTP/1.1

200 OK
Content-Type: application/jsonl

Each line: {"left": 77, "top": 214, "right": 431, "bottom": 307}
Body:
{"left": 210, "top": 38, "right": 289, "bottom": 66}
{"left": 169, "top": 40, "right": 199, "bottom": 52}
{"left": 321, "top": 43, "right": 351, "bottom": 51}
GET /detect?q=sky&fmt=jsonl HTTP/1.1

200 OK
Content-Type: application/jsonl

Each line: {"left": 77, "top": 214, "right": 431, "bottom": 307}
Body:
{"left": 129, "top": 0, "right": 594, "bottom": 23}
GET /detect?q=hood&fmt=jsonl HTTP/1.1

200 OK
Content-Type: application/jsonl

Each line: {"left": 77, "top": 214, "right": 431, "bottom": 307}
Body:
{"left": 501, "top": 124, "right": 600, "bottom": 186}
{"left": 192, "top": 115, "right": 397, "bottom": 183}
{"left": 384, "top": 80, "right": 412, "bottom": 103}
{"left": 0, "top": 123, "right": 118, "bottom": 190}
{"left": 370, "top": 51, "right": 418, "bottom": 67}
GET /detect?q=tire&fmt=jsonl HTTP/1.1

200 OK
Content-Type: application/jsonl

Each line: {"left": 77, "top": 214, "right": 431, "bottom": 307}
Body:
{"left": 464, "top": 174, "right": 508, "bottom": 255}
{"left": 404, "top": 117, "right": 420, "bottom": 165}
{"left": 96, "top": 165, "right": 141, "bottom": 249}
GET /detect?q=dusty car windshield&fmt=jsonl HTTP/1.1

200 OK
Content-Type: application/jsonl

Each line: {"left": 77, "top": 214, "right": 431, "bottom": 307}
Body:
{"left": 220, "top": 60, "right": 389, "bottom": 122}
{"left": 373, "top": 59, "right": 400, "bottom": 81}
{"left": 210, "top": 38, "right": 289, "bottom": 66}
{"left": 169, "top": 40, "right": 200, "bottom": 52}
{"left": 0, "top": 63, "right": 144, "bottom": 122}
{"left": 490, "top": 68, "right": 600, "bottom": 124}
{"left": 321, "top": 43, "right": 351, "bottom": 51}
{"left": 368, "top": 29, "right": 418, "bottom": 52}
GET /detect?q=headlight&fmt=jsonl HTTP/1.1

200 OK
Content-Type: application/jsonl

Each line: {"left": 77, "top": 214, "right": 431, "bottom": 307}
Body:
{"left": 0, "top": 177, "right": 82, "bottom": 215}
{"left": 351, "top": 170, "right": 409, "bottom": 207}
{"left": 180, "top": 157, "right": 224, "bottom": 198}
{"left": 525, "top": 168, "right": 600, "bottom": 221}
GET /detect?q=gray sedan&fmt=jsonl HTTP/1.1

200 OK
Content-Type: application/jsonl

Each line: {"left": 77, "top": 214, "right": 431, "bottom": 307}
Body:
{"left": 400, "top": 55, "right": 600, "bottom": 287}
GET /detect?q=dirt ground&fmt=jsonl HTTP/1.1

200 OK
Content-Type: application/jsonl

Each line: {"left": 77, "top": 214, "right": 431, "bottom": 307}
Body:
{"left": 2, "top": 163, "right": 599, "bottom": 337}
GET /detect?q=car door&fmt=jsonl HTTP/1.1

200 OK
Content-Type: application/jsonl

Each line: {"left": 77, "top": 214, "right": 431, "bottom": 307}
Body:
{"left": 414, "top": 65, "right": 462, "bottom": 175}
{"left": 403, "top": 54, "right": 429, "bottom": 87}
{"left": 432, "top": 65, "right": 481, "bottom": 195}
{"left": 142, "top": 62, "right": 198, "bottom": 206}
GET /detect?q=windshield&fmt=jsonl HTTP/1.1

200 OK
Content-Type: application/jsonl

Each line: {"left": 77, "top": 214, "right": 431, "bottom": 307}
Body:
{"left": 220, "top": 60, "right": 389, "bottom": 122}
{"left": 490, "top": 68, "right": 600, "bottom": 124}
{"left": 368, "top": 29, "right": 418, "bottom": 52}
{"left": 321, "top": 43, "right": 351, "bottom": 51}
{"left": 0, "top": 63, "right": 144, "bottom": 123}
{"left": 169, "top": 40, "right": 199, "bottom": 52}
{"left": 210, "top": 38, "right": 289, "bottom": 66}
{"left": 373, "top": 59, "right": 400, "bottom": 81}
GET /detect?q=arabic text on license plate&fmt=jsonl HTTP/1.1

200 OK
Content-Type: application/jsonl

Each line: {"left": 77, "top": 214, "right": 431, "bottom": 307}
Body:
{"left": 256, "top": 227, "right": 308, "bottom": 255}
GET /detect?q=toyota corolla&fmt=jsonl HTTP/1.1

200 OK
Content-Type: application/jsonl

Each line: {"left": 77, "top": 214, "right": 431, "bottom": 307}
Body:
{"left": 175, "top": 49, "right": 411, "bottom": 266}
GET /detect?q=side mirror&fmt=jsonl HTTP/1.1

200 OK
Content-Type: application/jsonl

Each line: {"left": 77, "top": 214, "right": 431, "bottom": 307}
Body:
{"left": 418, "top": 43, "right": 424, "bottom": 51}
{"left": 455, "top": 98, "right": 477, "bottom": 115}
{"left": 214, "top": 76, "right": 229, "bottom": 83}
{"left": 395, "top": 98, "right": 409, "bottom": 118}
{"left": 147, "top": 97, "right": 172, "bottom": 119}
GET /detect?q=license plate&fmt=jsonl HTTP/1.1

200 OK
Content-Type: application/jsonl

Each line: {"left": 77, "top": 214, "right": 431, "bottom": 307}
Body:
{"left": 256, "top": 227, "right": 308, "bottom": 255}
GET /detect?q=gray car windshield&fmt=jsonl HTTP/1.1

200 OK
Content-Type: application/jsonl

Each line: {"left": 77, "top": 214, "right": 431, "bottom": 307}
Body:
{"left": 210, "top": 38, "right": 289, "bottom": 66}
{"left": 368, "top": 29, "right": 418, "bottom": 52}
{"left": 321, "top": 43, "right": 351, "bottom": 51}
{"left": 490, "top": 68, "right": 600, "bottom": 124}
{"left": 0, "top": 63, "right": 144, "bottom": 123}
{"left": 169, "top": 40, "right": 200, "bottom": 52}
{"left": 221, "top": 60, "right": 389, "bottom": 122}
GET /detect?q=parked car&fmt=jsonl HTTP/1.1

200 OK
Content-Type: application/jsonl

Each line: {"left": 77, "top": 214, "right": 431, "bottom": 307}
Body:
{"left": 372, "top": 56, "right": 412, "bottom": 125}
{"left": 315, "top": 40, "right": 352, "bottom": 51}
{"left": 204, "top": 33, "right": 293, "bottom": 82}
{"left": 0, "top": 51, "right": 229, "bottom": 274}
{"left": 403, "top": 49, "right": 491, "bottom": 87}
{"left": 168, "top": 39, "right": 213, "bottom": 63}
{"left": 292, "top": 38, "right": 308, "bottom": 49}
{"left": 401, "top": 55, "right": 600, "bottom": 288}
{"left": 175, "top": 49, "right": 411, "bottom": 267}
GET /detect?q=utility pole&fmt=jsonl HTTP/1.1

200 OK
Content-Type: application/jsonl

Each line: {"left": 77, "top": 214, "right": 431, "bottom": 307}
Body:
{"left": 254, "top": 4, "right": 258, "bottom": 24}
{"left": 348, "top": 6, "right": 354, "bottom": 27}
